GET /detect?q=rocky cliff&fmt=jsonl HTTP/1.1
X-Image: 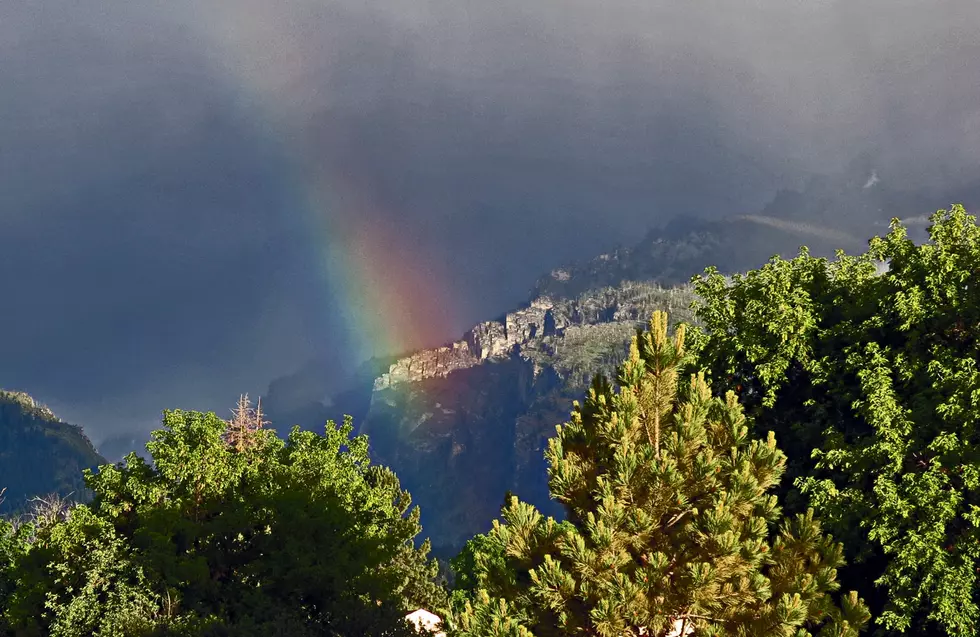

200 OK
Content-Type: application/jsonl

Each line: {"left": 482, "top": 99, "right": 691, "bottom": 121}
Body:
{"left": 374, "top": 283, "right": 694, "bottom": 392}
{"left": 372, "top": 298, "right": 553, "bottom": 391}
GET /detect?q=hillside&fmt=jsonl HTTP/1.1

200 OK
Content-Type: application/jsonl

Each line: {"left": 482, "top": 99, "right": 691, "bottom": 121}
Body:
{"left": 0, "top": 390, "right": 105, "bottom": 513}
{"left": 355, "top": 200, "right": 867, "bottom": 552}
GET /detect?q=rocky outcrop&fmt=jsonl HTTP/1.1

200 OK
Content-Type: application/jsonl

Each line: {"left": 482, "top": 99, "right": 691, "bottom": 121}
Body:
{"left": 372, "top": 341, "right": 481, "bottom": 391}
{"left": 373, "top": 298, "right": 556, "bottom": 391}
{"left": 373, "top": 286, "right": 693, "bottom": 392}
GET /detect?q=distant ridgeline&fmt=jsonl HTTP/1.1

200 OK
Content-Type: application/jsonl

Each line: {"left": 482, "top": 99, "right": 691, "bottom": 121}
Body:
{"left": 532, "top": 163, "right": 949, "bottom": 299}
{"left": 0, "top": 390, "right": 105, "bottom": 514}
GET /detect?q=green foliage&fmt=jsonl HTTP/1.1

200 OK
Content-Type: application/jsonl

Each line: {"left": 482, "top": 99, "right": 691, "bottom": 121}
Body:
{"left": 449, "top": 311, "right": 867, "bottom": 636}
{"left": 690, "top": 205, "right": 980, "bottom": 636}
{"left": 450, "top": 533, "right": 500, "bottom": 599}
{"left": 539, "top": 322, "right": 642, "bottom": 383}
{"left": 0, "top": 391, "right": 105, "bottom": 514}
{"left": 4, "top": 408, "right": 445, "bottom": 635}
{"left": 0, "top": 516, "right": 30, "bottom": 635}
{"left": 9, "top": 505, "right": 166, "bottom": 637}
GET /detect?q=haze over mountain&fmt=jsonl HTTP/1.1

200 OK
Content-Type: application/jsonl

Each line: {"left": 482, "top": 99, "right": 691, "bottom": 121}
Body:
{"left": 3, "top": 0, "right": 980, "bottom": 445}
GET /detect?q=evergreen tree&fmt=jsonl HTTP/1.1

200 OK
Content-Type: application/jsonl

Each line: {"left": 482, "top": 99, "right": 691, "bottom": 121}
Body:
{"left": 448, "top": 312, "right": 868, "bottom": 637}
{"left": 690, "top": 205, "right": 980, "bottom": 635}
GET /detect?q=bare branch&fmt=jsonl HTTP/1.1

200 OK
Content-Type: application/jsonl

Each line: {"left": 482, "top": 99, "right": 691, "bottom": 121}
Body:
{"left": 223, "top": 393, "right": 268, "bottom": 452}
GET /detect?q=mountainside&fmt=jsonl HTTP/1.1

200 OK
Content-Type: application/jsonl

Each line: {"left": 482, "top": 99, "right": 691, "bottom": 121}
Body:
{"left": 0, "top": 390, "right": 105, "bottom": 513}
{"left": 264, "top": 166, "right": 978, "bottom": 557}
{"left": 362, "top": 283, "right": 696, "bottom": 552}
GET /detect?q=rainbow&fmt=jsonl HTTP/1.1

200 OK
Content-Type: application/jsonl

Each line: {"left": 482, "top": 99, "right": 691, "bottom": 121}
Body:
{"left": 177, "top": 2, "right": 458, "bottom": 363}
{"left": 301, "top": 173, "right": 457, "bottom": 361}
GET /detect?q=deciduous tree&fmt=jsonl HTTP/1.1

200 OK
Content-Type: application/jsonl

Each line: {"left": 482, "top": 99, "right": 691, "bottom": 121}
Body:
{"left": 690, "top": 205, "right": 980, "bottom": 635}
{"left": 4, "top": 407, "right": 445, "bottom": 635}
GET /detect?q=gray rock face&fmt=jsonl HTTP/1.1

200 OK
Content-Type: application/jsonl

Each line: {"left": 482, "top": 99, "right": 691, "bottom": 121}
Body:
{"left": 468, "top": 320, "right": 509, "bottom": 360}
{"left": 373, "top": 298, "right": 558, "bottom": 391}
{"left": 372, "top": 285, "right": 692, "bottom": 393}
{"left": 373, "top": 341, "right": 479, "bottom": 391}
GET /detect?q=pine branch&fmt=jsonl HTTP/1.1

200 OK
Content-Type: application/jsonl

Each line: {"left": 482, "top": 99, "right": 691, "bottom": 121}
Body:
{"left": 653, "top": 407, "right": 661, "bottom": 461}
{"left": 665, "top": 510, "right": 690, "bottom": 528}
{"left": 675, "top": 612, "right": 725, "bottom": 622}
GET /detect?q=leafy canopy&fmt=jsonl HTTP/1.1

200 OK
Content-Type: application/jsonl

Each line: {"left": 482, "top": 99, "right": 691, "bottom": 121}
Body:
{"left": 4, "top": 405, "right": 445, "bottom": 636}
{"left": 690, "top": 205, "right": 980, "bottom": 636}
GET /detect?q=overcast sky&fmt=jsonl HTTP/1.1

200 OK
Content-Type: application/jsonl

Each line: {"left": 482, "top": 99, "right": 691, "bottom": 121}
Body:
{"left": 3, "top": 0, "right": 980, "bottom": 442}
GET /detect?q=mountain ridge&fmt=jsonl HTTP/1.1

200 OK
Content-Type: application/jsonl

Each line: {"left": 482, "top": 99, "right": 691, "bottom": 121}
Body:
{"left": 0, "top": 389, "right": 105, "bottom": 513}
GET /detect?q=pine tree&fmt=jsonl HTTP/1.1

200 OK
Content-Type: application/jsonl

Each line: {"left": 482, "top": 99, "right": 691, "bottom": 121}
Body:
{"left": 449, "top": 311, "right": 868, "bottom": 637}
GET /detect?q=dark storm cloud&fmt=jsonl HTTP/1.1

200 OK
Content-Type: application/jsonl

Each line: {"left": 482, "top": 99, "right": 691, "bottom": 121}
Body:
{"left": 2, "top": 0, "right": 979, "bottom": 442}
{"left": 0, "top": 3, "right": 321, "bottom": 436}
{"left": 242, "top": 0, "right": 980, "bottom": 314}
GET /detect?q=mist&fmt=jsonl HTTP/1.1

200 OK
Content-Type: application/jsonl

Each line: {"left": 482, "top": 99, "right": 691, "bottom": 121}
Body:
{"left": 2, "top": 0, "right": 979, "bottom": 442}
